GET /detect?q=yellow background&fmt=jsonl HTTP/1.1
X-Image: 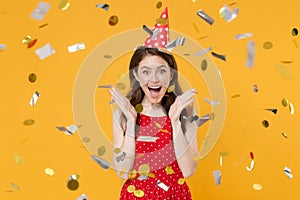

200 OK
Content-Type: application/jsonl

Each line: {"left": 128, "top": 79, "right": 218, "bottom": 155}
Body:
{"left": 1, "top": 0, "right": 300, "bottom": 199}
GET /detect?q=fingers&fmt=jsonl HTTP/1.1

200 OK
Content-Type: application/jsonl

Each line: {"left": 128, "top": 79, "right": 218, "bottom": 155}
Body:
{"left": 177, "top": 88, "right": 197, "bottom": 108}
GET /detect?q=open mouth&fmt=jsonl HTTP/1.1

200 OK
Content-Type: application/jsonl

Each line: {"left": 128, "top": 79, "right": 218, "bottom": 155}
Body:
{"left": 148, "top": 86, "right": 162, "bottom": 98}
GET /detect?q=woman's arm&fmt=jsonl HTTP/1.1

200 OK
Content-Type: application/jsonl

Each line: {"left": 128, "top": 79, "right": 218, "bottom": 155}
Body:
{"left": 169, "top": 88, "right": 199, "bottom": 177}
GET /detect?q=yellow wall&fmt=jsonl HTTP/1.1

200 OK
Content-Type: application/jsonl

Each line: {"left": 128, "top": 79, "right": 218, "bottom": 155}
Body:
{"left": 1, "top": 0, "right": 300, "bottom": 199}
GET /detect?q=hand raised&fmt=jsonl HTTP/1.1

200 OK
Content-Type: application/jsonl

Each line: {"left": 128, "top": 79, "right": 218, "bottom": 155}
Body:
{"left": 109, "top": 87, "right": 137, "bottom": 123}
{"left": 168, "top": 88, "right": 197, "bottom": 123}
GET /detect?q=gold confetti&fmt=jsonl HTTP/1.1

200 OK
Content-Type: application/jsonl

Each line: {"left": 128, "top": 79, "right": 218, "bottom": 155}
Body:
{"left": 97, "top": 146, "right": 106, "bottom": 156}
{"left": 127, "top": 185, "right": 136, "bottom": 193}
{"left": 253, "top": 183, "right": 263, "bottom": 191}
{"left": 22, "top": 36, "right": 32, "bottom": 45}
{"left": 10, "top": 182, "right": 20, "bottom": 191}
{"left": 156, "top": 17, "right": 168, "bottom": 25}
{"left": 155, "top": 123, "right": 162, "bottom": 128}
{"left": 292, "top": 28, "right": 298, "bottom": 36}
{"left": 263, "top": 41, "right": 273, "bottom": 49}
{"left": 23, "top": 119, "right": 35, "bottom": 126}
{"left": 178, "top": 178, "right": 185, "bottom": 185}
{"left": 201, "top": 59, "right": 207, "bottom": 71}
{"left": 262, "top": 120, "right": 269, "bottom": 128}
{"left": 210, "top": 113, "right": 215, "bottom": 120}
{"left": 120, "top": 167, "right": 127, "bottom": 176}
{"left": 67, "top": 179, "right": 79, "bottom": 190}
{"left": 156, "top": 1, "right": 162, "bottom": 9}
{"left": 292, "top": 38, "right": 298, "bottom": 48}
{"left": 192, "top": 23, "right": 200, "bottom": 33}
{"left": 165, "top": 166, "right": 174, "bottom": 174}
{"left": 148, "top": 172, "right": 155, "bottom": 178}
{"left": 108, "top": 15, "right": 119, "bottom": 26}
{"left": 282, "top": 98, "right": 289, "bottom": 107}
{"left": 135, "top": 104, "right": 143, "bottom": 113}
{"left": 14, "top": 154, "right": 23, "bottom": 165}
{"left": 128, "top": 169, "right": 137, "bottom": 180}
{"left": 134, "top": 189, "right": 145, "bottom": 197}
{"left": 161, "top": 129, "right": 168, "bottom": 133}
{"left": 45, "top": 168, "right": 55, "bottom": 176}
{"left": 289, "top": 102, "right": 295, "bottom": 115}
{"left": 198, "top": 35, "right": 208, "bottom": 40}
{"left": 104, "top": 55, "right": 112, "bottom": 59}
{"left": 231, "top": 94, "right": 240, "bottom": 98}
{"left": 138, "top": 164, "right": 150, "bottom": 176}
{"left": 38, "top": 23, "right": 48, "bottom": 28}
{"left": 219, "top": 151, "right": 229, "bottom": 156}
{"left": 114, "top": 148, "right": 121, "bottom": 154}
{"left": 167, "top": 84, "right": 175, "bottom": 93}
{"left": 116, "top": 82, "right": 126, "bottom": 90}
{"left": 82, "top": 137, "right": 90, "bottom": 143}
{"left": 281, "top": 132, "right": 288, "bottom": 139}
{"left": 20, "top": 137, "right": 30, "bottom": 144}
{"left": 28, "top": 73, "right": 37, "bottom": 83}
{"left": 281, "top": 60, "right": 293, "bottom": 64}
{"left": 58, "top": 0, "right": 70, "bottom": 11}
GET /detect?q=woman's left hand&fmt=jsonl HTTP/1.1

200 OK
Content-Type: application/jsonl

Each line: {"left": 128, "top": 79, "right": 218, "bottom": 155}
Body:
{"left": 168, "top": 88, "right": 197, "bottom": 123}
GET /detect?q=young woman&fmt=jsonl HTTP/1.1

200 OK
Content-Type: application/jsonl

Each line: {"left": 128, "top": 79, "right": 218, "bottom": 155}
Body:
{"left": 110, "top": 47, "right": 199, "bottom": 199}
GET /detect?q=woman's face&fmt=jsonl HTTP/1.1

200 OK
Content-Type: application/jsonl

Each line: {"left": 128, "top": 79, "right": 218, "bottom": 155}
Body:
{"left": 134, "top": 55, "right": 173, "bottom": 104}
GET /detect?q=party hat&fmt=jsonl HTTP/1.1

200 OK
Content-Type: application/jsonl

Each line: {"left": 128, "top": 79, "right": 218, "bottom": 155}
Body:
{"left": 143, "top": 7, "right": 170, "bottom": 49}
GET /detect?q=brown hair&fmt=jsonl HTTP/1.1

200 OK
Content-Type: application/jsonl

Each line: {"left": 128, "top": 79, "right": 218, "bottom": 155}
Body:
{"left": 122, "top": 47, "right": 188, "bottom": 134}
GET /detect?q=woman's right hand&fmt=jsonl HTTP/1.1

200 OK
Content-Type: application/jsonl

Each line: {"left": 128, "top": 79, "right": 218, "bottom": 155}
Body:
{"left": 109, "top": 87, "right": 137, "bottom": 123}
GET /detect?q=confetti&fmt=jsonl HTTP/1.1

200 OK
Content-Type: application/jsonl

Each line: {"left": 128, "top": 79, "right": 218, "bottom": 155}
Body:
{"left": 127, "top": 185, "right": 136, "bottom": 193}
{"left": 97, "top": 146, "right": 106, "bottom": 156}
{"left": 234, "top": 33, "right": 253, "bottom": 40}
{"left": 10, "top": 182, "right": 20, "bottom": 191}
{"left": 156, "top": 1, "right": 162, "bottom": 9}
{"left": 30, "top": 1, "right": 51, "bottom": 21}
{"left": 45, "top": 168, "right": 55, "bottom": 176}
{"left": 196, "top": 113, "right": 211, "bottom": 127}
{"left": 14, "top": 154, "right": 23, "bottom": 165}
{"left": 27, "top": 39, "right": 38, "bottom": 48}
{"left": 192, "top": 23, "right": 200, "bottom": 33}
{"left": 253, "top": 183, "right": 262, "bottom": 191}
{"left": 198, "top": 35, "right": 208, "bottom": 40}
{"left": 38, "top": 23, "right": 48, "bottom": 28}
{"left": 114, "top": 148, "right": 121, "bottom": 154}
{"left": 281, "top": 60, "right": 293, "bottom": 64}
{"left": 29, "top": 91, "right": 40, "bottom": 107}
{"left": 284, "top": 166, "right": 293, "bottom": 179}
{"left": 148, "top": 172, "right": 155, "bottom": 178}
{"left": 195, "top": 46, "right": 212, "bottom": 57}
{"left": 77, "top": 194, "right": 89, "bottom": 200}
{"left": 104, "top": 55, "right": 112, "bottom": 59}
{"left": 20, "top": 137, "right": 30, "bottom": 144}
{"left": 136, "top": 136, "right": 159, "bottom": 142}
{"left": 211, "top": 51, "right": 226, "bottom": 61}
{"left": 228, "top": 2, "right": 237, "bottom": 6}
{"left": 166, "top": 37, "right": 181, "bottom": 51}
{"left": 253, "top": 84, "right": 258, "bottom": 92}
{"left": 292, "top": 38, "right": 298, "bottom": 48}
{"left": 246, "top": 160, "right": 255, "bottom": 171}
{"left": 116, "top": 82, "right": 126, "bottom": 90}
{"left": 96, "top": 3, "right": 109, "bottom": 11}
{"left": 219, "top": 151, "right": 229, "bottom": 156}
{"left": 289, "top": 102, "right": 295, "bottom": 115}
{"left": 67, "top": 179, "right": 79, "bottom": 190}
{"left": 213, "top": 170, "right": 221, "bottom": 186}
{"left": 68, "top": 42, "right": 85, "bottom": 53}
{"left": 91, "top": 155, "right": 110, "bottom": 170}
{"left": 201, "top": 59, "right": 207, "bottom": 71}
{"left": 165, "top": 166, "right": 174, "bottom": 174}
{"left": 231, "top": 94, "right": 240, "bottom": 98}
{"left": 178, "top": 178, "right": 185, "bottom": 185}
{"left": 58, "top": 0, "right": 70, "bottom": 11}
{"left": 219, "top": 155, "right": 223, "bottom": 166}
{"left": 204, "top": 97, "right": 219, "bottom": 106}
{"left": 264, "top": 108, "right": 277, "bottom": 115}
{"left": 292, "top": 28, "right": 298, "bottom": 36}
{"left": 250, "top": 152, "right": 254, "bottom": 160}
{"left": 137, "top": 175, "right": 148, "bottom": 181}
{"left": 82, "top": 137, "right": 90, "bottom": 142}
{"left": 219, "top": 5, "right": 238, "bottom": 22}
{"left": 155, "top": 123, "right": 162, "bottom": 128}
{"left": 23, "top": 119, "right": 35, "bottom": 126}
{"left": 167, "top": 84, "right": 175, "bottom": 93}
{"left": 142, "top": 25, "right": 153, "bottom": 35}
{"left": 262, "top": 120, "right": 269, "bottom": 128}
{"left": 35, "top": 43, "right": 55, "bottom": 60}
{"left": 98, "top": 84, "right": 112, "bottom": 88}
{"left": 246, "top": 41, "right": 255, "bottom": 67}
{"left": 281, "top": 132, "right": 288, "bottom": 138}
{"left": 263, "top": 41, "right": 273, "bottom": 49}
{"left": 28, "top": 73, "right": 37, "bottom": 83}
{"left": 157, "top": 180, "right": 169, "bottom": 191}
{"left": 134, "top": 189, "right": 145, "bottom": 197}
{"left": 22, "top": 36, "right": 32, "bottom": 45}
{"left": 138, "top": 164, "right": 150, "bottom": 176}
{"left": 116, "top": 152, "right": 126, "bottom": 163}
{"left": 0, "top": 44, "right": 7, "bottom": 51}
{"left": 56, "top": 124, "right": 78, "bottom": 135}
{"left": 135, "top": 103, "right": 143, "bottom": 113}
{"left": 196, "top": 9, "right": 215, "bottom": 25}
{"left": 108, "top": 15, "right": 118, "bottom": 26}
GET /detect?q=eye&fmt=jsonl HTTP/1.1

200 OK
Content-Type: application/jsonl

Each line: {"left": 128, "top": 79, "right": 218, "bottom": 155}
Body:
{"left": 142, "top": 70, "right": 150, "bottom": 75}
{"left": 158, "top": 69, "right": 166, "bottom": 74}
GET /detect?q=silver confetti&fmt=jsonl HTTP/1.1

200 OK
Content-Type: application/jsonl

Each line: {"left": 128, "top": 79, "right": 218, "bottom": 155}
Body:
{"left": 91, "top": 155, "right": 110, "bottom": 170}
{"left": 116, "top": 152, "right": 126, "bottom": 163}
{"left": 196, "top": 9, "right": 215, "bottom": 25}
{"left": 95, "top": 3, "right": 109, "bottom": 11}
{"left": 234, "top": 33, "right": 253, "bottom": 40}
{"left": 195, "top": 46, "right": 212, "bottom": 57}
{"left": 246, "top": 41, "right": 255, "bottom": 67}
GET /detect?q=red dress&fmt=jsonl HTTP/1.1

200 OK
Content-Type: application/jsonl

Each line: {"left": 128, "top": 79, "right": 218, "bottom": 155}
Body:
{"left": 120, "top": 113, "right": 192, "bottom": 200}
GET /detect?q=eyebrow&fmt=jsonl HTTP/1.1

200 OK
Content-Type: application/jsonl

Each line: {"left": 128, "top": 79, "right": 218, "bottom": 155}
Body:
{"left": 139, "top": 65, "right": 168, "bottom": 69}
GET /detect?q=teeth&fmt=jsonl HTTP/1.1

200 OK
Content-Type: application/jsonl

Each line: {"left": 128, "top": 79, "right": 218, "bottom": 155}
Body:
{"left": 149, "top": 86, "right": 160, "bottom": 89}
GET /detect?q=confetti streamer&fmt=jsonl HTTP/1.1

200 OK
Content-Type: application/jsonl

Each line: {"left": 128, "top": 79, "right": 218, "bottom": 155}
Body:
{"left": 30, "top": 2, "right": 51, "bottom": 21}
{"left": 213, "top": 170, "right": 221, "bottom": 186}
{"left": 136, "top": 136, "right": 159, "bottom": 142}
{"left": 195, "top": 46, "right": 212, "bottom": 57}
{"left": 68, "top": 42, "right": 85, "bottom": 53}
{"left": 246, "top": 41, "right": 255, "bottom": 67}
{"left": 35, "top": 43, "right": 55, "bottom": 60}
{"left": 29, "top": 91, "right": 40, "bottom": 107}
{"left": 234, "top": 33, "right": 253, "bottom": 40}
{"left": 157, "top": 180, "right": 169, "bottom": 191}
{"left": 91, "top": 155, "right": 110, "bottom": 170}
{"left": 96, "top": 3, "right": 109, "bottom": 11}
{"left": 211, "top": 51, "right": 226, "bottom": 61}
{"left": 196, "top": 9, "right": 215, "bottom": 25}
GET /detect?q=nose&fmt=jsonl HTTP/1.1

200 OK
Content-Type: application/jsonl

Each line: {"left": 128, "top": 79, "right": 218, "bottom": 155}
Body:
{"left": 150, "top": 72, "right": 159, "bottom": 83}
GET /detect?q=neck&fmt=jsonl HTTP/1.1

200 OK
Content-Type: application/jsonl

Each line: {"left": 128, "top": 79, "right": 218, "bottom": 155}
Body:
{"left": 141, "top": 99, "right": 166, "bottom": 116}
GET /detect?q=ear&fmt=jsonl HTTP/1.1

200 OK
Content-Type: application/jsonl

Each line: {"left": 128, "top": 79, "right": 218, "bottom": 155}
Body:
{"left": 133, "top": 69, "right": 139, "bottom": 82}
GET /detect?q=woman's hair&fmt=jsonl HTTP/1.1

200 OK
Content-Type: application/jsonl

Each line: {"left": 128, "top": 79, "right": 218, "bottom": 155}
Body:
{"left": 121, "top": 47, "right": 188, "bottom": 134}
